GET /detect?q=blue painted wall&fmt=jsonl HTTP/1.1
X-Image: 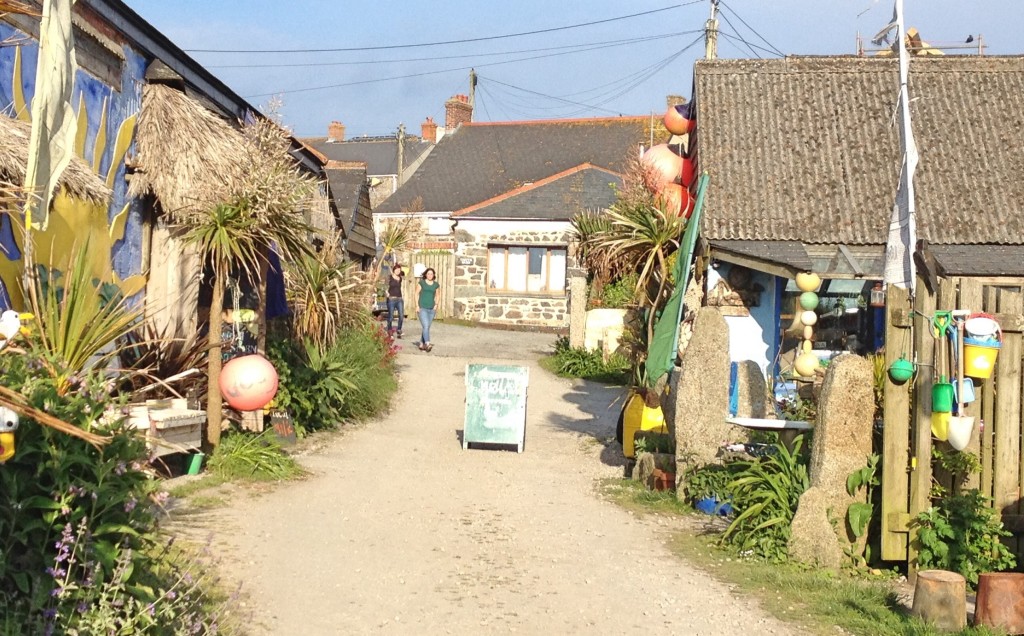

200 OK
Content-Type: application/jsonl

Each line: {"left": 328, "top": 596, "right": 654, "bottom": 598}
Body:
{"left": 707, "top": 262, "right": 780, "bottom": 381}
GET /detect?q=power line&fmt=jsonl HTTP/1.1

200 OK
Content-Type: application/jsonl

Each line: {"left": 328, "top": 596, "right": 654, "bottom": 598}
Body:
{"left": 245, "top": 31, "right": 698, "bottom": 98}
{"left": 718, "top": 0, "right": 785, "bottom": 57}
{"left": 717, "top": 10, "right": 761, "bottom": 58}
{"left": 207, "top": 31, "right": 700, "bottom": 70}
{"left": 187, "top": 3, "right": 704, "bottom": 54}
{"left": 718, "top": 31, "right": 781, "bottom": 57}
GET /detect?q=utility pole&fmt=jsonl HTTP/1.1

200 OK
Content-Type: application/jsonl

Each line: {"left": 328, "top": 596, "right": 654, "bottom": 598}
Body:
{"left": 704, "top": 0, "right": 719, "bottom": 60}
{"left": 396, "top": 123, "right": 405, "bottom": 186}
{"left": 468, "top": 68, "right": 477, "bottom": 122}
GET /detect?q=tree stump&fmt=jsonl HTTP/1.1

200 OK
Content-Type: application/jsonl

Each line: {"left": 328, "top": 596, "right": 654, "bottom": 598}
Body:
{"left": 911, "top": 570, "right": 966, "bottom": 631}
{"left": 974, "top": 572, "right": 1024, "bottom": 633}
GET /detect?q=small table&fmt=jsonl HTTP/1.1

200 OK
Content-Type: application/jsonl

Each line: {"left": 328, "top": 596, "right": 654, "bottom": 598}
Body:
{"left": 726, "top": 417, "right": 814, "bottom": 449}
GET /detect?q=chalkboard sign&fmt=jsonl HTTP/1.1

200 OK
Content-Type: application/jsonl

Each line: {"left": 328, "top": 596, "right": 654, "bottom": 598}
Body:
{"left": 463, "top": 364, "right": 529, "bottom": 452}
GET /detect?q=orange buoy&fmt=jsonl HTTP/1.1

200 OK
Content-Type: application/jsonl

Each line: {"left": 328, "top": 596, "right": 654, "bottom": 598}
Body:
{"left": 655, "top": 183, "right": 695, "bottom": 218}
{"left": 219, "top": 354, "right": 280, "bottom": 412}
{"left": 641, "top": 144, "right": 683, "bottom": 190}
{"left": 663, "top": 104, "right": 695, "bottom": 136}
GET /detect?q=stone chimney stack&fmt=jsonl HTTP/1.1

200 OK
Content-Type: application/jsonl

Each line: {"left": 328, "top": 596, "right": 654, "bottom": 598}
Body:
{"left": 328, "top": 121, "right": 346, "bottom": 142}
{"left": 421, "top": 117, "right": 438, "bottom": 143}
{"left": 666, "top": 94, "right": 687, "bottom": 108}
{"left": 444, "top": 94, "right": 473, "bottom": 131}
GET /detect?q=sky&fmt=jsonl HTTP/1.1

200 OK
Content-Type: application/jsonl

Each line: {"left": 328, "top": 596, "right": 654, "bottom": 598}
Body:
{"left": 124, "top": 1, "right": 1022, "bottom": 139}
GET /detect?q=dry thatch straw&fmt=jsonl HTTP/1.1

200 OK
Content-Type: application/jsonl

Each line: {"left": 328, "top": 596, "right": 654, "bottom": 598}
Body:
{"left": 128, "top": 83, "right": 246, "bottom": 217}
{"left": 0, "top": 115, "right": 110, "bottom": 205}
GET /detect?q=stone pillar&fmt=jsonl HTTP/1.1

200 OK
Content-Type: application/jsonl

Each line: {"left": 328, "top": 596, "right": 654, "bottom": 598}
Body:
{"left": 568, "top": 270, "right": 587, "bottom": 348}
{"left": 789, "top": 353, "right": 874, "bottom": 567}
{"left": 674, "top": 307, "right": 731, "bottom": 473}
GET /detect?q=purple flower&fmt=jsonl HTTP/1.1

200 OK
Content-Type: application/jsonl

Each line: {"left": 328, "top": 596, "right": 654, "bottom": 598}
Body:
{"left": 124, "top": 496, "right": 137, "bottom": 513}
{"left": 114, "top": 461, "right": 127, "bottom": 475}
{"left": 167, "top": 590, "right": 178, "bottom": 600}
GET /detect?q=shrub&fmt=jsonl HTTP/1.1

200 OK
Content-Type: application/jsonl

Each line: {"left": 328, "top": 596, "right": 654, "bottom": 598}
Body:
{"left": 547, "top": 337, "right": 629, "bottom": 384}
{"left": 601, "top": 272, "right": 639, "bottom": 309}
{"left": 683, "top": 463, "right": 738, "bottom": 504}
{"left": 208, "top": 430, "right": 302, "bottom": 481}
{"left": 722, "top": 435, "right": 810, "bottom": 562}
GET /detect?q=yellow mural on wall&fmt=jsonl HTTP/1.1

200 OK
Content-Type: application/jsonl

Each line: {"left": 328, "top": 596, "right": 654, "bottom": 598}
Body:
{"left": 0, "top": 46, "right": 145, "bottom": 309}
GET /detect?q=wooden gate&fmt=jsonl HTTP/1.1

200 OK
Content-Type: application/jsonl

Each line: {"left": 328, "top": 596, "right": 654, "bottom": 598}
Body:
{"left": 395, "top": 250, "right": 455, "bottom": 319}
{"left": 882, "top": 277, "right": 1024, "bottom": 566}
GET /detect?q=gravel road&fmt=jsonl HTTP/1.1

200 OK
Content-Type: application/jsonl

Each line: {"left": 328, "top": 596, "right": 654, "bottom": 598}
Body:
{"left": 196, "top": 321, "right": 807, "bottom": 635}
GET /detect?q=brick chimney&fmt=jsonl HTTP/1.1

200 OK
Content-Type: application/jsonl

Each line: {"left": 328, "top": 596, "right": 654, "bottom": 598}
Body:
{"left": 444, "top": 94, "right": 472, "bottom": 131}
{"left": 666, "top": 94, "right": 687, "bottom": 108}
{"left": 327, "top": 121, "right": 345, "bottom": 142}
{"left": 421, "top": 117, "right": 438, "bottom": 143}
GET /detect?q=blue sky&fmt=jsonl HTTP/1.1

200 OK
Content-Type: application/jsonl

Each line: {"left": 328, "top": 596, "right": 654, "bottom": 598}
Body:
{"left": 125, "top": 1, "right": 1022, "bottom": 138}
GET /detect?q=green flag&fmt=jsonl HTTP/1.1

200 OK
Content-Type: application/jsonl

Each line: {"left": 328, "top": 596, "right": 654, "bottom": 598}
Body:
{"left": 645, "top": 173, "right": 708, "bottom": 385}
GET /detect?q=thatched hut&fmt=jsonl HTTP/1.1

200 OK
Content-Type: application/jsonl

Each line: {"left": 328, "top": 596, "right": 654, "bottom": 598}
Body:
{"left": 0, "top": 115, "right": 110, "bottom": 205}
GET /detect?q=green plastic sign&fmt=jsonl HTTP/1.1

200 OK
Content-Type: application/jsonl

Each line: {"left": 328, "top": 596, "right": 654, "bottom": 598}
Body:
{"left": 463, "top": 364, "right": 529, "bottom": 452}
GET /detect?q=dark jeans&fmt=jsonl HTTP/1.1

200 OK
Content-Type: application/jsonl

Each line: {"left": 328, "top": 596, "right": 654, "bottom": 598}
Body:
{"left": 386, "top": 298, "right": 404, "bottom": 332}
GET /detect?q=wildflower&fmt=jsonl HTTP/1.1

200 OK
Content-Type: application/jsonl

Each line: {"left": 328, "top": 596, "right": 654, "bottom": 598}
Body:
{"left": 124, "top": 496, "right": 137, "bottom": 513}
{"left": 114, "top": 461, "right": 127, "bottom": 475}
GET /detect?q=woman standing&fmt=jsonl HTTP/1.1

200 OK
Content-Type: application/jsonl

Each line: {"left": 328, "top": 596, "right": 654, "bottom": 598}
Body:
{"left": 385, "top": 263, "right": 405, "bottom": 338}
{"left": 417, "top": 268, "right": 440, "bottom": 352}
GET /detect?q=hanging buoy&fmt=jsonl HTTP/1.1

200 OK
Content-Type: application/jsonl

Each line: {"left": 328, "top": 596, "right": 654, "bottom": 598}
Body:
{"left": 654, "top": 183, "right": 695, "bottom": 218}
{"left": 796, "top": 272, "right": 821, "bottom": 292}
{"left": 680, "top": 156, "right": 696, "bottom": 187}
{"left": 799, "top": 292, "right": 819, "bottom": 311}
{"left": 888, "top": 356, "right": 915, "bottom": 384}
{"left": 219, "top": 354, "right": 280, "bottom": 412}
{"left": 800, "top": 310, "right": 818, "bottom": 326}
{"left": 641, "top": 144, "right": 683, "bottom": 189}
{"left": 663, "top": 104, "right": 695, "bottom": 136}
{"left": 794, "top": 352, "right": 819, "bottom": 377}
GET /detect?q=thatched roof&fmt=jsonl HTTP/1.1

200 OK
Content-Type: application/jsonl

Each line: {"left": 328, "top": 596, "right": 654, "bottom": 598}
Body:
{"left": 0, "top": 115, "right": 110, "bottom": 205}
{"left": 128, "top": 83, "right": 246, "bottom": 215}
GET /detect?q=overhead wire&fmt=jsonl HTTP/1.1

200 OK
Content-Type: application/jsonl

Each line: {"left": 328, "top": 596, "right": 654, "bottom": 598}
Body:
{"left": 717, "top": 31, "right": 781, "bottom": 57}
{"left": 245, "top": 31, "right": 701, "bottom": 98}
{"left": 207, "top": 31, "right": 701, "bottom": 69}
{"left": 186, "top": 3, "right": 704, "bottom": 54}
{"left": 718, "top": 0, "right": 785, "bottom": 57}
{"left": 717, "top": 10, "right": 761, "bottom": 58}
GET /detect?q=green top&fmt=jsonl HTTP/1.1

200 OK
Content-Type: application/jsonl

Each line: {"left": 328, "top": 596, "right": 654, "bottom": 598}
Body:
{"left": 418, "top": 279, "right": 439, "bottom": 309}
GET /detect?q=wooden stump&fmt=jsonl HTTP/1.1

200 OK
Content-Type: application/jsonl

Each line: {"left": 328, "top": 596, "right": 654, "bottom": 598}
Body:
{"left": 911, "top": 570, "right": 966, "bottom": 631}
{"left": 975, "top": 572, "right": 1024, "bottom": 633}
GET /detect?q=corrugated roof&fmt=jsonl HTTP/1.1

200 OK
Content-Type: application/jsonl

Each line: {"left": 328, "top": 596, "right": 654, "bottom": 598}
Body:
{"left": 303, "top": 136, "right": 432, "bottom": 176}
{"left": 375, "top": 117, "right": 649, "bottom": 215}
{"left": 324, "top": 167, "right": 374, "bottom": 256}
{"left": 695, "top": 56, "right": 1024, "bottom": 246}
{"left": 455, "top": 164, "right": 621, "bottom": 220}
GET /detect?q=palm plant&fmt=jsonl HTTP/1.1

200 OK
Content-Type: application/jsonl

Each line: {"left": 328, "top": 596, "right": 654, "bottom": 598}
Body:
{"left": 286, "top": 237, "right": 372, "bottom": 349}
{"left": 177, "top": 119, "right": 317, "bottom": 448}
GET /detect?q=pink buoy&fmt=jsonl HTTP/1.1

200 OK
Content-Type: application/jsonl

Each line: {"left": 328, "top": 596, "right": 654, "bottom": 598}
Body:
{"left": 655, "top": 183, "right": 695, "bottom": 218}
{"left": 663, "top": 105, "right": 695, "bottom": 136}
{"left": 641, "top": 144, "right": 683, "bottom": 190}
{"left": 219, "top": 354, "right": 279, "bottom": 412}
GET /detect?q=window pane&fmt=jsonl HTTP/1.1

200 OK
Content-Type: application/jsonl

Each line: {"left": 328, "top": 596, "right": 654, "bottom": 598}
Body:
{"left": 528, "top": 247, "right": 544, "bottom": 275}
{"left": 488, "top": 247, "right": 505, "bottom": 289}
{"left": 549, "top": 249, "right": 567, "bottom": 291}
{"left": 507, "top": 247, "right": 528, "bottom": 292}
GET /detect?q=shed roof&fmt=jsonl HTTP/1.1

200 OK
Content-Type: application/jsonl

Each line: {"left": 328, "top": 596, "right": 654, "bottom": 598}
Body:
{"left": 375, "top": 117, "right": 650, "bottom": 215}
{"left": 454, "top": 164, "right": 621, "bottom": 221}
{"left": 694, "top": 56, "right": 1024, "bottom": 247}
{"left": 303, "top": 136, "right": 432, "bottom": 177}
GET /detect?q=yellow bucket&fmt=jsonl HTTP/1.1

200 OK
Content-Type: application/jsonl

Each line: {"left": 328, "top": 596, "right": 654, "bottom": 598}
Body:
{"left": 622, "top": 393, "right": 669, "bottom": 458}
{"left": 964, "top": 337, "right": 1000, "bottom": 379}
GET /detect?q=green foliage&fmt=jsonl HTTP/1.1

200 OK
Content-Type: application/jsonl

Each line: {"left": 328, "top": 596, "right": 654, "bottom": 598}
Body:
{"left": 208, "top": 430, "right": 301, "bottom": 481}
{"left": 932, "top": 447, "right": 982, "bottom": 497}
{"left": 682, "top": 463, "right": 738, "bottom": 504}
{"left": 268, "top": 321, "right": 398, "bottom": 434}
{"left": 913, "top": 489, "right": 1016, "bottom": 586}
{"left": 778, "top": 397, "right": 817, "bottom": 423}
{"left": 600, "top": 272, "right": 639, "bottom": 309}
{"left": 845, "top": 454, "right": 881, "bottom": 568}
{"left": 868, "top": 353, "right": 887, "bottom": 417}
{"left": 286, "top": 238, "right": 371, "bottom": 349}
{"left": 722, "top": 435, "right": 810, "bottom": 562}
{"left": 546, "top": 337, "right": 629, "bottom": 384}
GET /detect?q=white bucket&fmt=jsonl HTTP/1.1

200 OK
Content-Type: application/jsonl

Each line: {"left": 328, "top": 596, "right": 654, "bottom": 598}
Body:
{"left": 965, "top": 316, "right": 1000, "bottom": 340}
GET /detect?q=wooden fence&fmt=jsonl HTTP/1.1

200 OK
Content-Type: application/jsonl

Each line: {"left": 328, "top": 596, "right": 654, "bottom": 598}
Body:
{"left": 882, "top": 276, "right": 1024, "bottom": 567}
{"left": 394, "top": 250, "right": 455, "bottom": 319}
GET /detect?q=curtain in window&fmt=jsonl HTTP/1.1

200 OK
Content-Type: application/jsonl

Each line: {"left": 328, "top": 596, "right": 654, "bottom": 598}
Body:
{"left": 549, "top": 248, "right": 567, "bottom": 292}
{"left": 507, "top": 247, "right": 528, "bottom": 291}
{"left": 488, "top": 247, "right": 505, "bottom": 289}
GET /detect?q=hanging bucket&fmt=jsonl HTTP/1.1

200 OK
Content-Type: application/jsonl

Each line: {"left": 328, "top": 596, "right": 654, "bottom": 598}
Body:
{"left": 965, "top": 315, "right": 1000, "bottom": 340}
{"left": 964, "top": 337, "right": 1000, "bottom": 379}
{"left": 932, "top": 376, "right": 954, "bottom": 413}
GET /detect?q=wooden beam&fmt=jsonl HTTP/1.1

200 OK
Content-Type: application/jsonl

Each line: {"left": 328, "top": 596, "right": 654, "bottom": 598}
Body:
{"left": 709, "top": 249, "right": 800, "bottom": 280}
{"left": 994, "top": 288, "right": 1022, "bottom": 556}
{"left": 838, "top": 244, "right": 866, "bottom": 276}
{"left": 882, "top": 285, "right": 912, "bottom": 560}
{"left": 959, "top": 278, "right": 984, "bottom": 492}
{"left": 891, "top": 309, "right": 1024, "bottom": 333}
{"left": 909, "top": 277, "right": 937, "bottom": 573}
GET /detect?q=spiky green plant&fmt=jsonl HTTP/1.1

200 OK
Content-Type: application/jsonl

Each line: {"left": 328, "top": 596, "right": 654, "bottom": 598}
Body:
{"left": 286, "top": 238, "right": 372, "bottom": 350}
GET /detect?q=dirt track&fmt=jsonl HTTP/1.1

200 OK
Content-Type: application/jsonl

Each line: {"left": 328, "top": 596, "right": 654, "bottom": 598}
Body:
{"left": 196, "top": 323, "right": 806, "bottom": 635}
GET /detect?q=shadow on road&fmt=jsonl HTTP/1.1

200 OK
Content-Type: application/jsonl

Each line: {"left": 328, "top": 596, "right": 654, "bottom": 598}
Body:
{"left": 546, "top": 376, "right": 630, "bottom": 471}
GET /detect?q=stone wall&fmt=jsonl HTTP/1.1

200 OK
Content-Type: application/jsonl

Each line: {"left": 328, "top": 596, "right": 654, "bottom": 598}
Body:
{"left": 453, "top": 223, "right": 575, "bottom": 328}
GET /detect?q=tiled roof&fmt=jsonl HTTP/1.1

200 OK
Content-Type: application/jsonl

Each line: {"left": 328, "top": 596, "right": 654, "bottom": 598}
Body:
{"left": 695, "top": 56, "right": 1024, "bottom": 246}
{"left": 454, "top": 164, "right": 621, "bottom": 220}
{"left": 325, "top": 167, "right": 374, "bottom": 256}
{"left": 303, "top": 137, "right": 432, "bottom": 176}
{"left": 374, "top": 117, "right": 650, "bottom": 215}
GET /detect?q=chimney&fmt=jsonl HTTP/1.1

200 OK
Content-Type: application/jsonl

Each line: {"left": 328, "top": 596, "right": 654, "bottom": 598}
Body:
{"left": 328, "top": 121, "right": 345, "bottom": 142}
{"left": 421, "top": 117, "right": 438, "bottom": 143}
{"left": 444, "top": 94, "right": 473, "bottom": 132}
{"left": 666, "top": 94, "right": 687, "bottom": 108}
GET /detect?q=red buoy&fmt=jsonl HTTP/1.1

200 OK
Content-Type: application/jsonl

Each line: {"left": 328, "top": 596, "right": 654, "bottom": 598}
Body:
{"left": 219, "top": 354, "right": 279, "bottom": 412}
{"left": 641, "top": 144, "right": 683, "bottom": 190}
{"left": 663, "top": 105, "right": 695, "bottom": 136}
{"left": 655, "top": 183, "right": 695, "bottom": 218}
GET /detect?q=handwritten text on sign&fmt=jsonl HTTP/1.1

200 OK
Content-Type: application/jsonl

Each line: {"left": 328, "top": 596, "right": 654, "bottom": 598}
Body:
{"left": 463, "top": 364, "right": 529, "bottom": 452}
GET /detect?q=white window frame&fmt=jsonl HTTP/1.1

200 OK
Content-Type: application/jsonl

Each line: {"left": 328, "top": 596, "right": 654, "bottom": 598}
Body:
{"left": 487, "top": 244, "right": 568, "bottom": 295}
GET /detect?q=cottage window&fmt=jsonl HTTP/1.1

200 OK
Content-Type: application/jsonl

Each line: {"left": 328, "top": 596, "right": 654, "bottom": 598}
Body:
{"left": 487, "top": 245, "right": 567, "bottom": 294}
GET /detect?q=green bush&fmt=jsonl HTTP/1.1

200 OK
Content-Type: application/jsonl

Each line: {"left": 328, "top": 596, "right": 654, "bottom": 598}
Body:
{"left": 722, "top": 435, "right": 810, "bottom": 562}
{"left": 0, "top": 342, "right": 226, "bottom": 632}
{"left": 208, "top": 430, "right": 302, "bottom": 481}
{"left": 547, "top": 337, "right": 629, "bottom": 384}
{"left": 683, "top": 463, "right": 738, "bottom": 504}
{"left": 600, "top": 272, "right": 638, "bottom": 309}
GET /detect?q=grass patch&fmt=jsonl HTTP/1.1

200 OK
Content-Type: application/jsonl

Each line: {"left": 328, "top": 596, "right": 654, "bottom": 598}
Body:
{"left": 167, "top": 474, "right": 230, "bottom": 499}
{"left": 207, "top": 431, "right": 305, "bottom": 482}
{"left": 600, "top": 479, "right": 1000, "bottom": 636}
{"left": 541, "top": 337, "right": 629, "bottom": 385}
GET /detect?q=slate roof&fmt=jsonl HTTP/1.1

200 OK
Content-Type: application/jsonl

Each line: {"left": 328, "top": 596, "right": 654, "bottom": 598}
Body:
{"left": 325, "top": 167, "right": 375, "bottom": 256}
{"left": 303, "top": 136, "right": 432, "bottom": 176}
{"left": 375, "top": 117, "right": 650, "bottom": 215}
{"left": 694, "top": 56, "right": 1024, "bottom": 246}
{"left": 454, "top": 164, "right": 622, "bottom": 221}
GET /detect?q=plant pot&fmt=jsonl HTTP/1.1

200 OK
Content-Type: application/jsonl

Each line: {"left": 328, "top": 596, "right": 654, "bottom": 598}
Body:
{"left": 651, "top": 469, "right": 676, "bottom": 491}
{"left": 695, "top": 496, "right": 733, "bottom": 516}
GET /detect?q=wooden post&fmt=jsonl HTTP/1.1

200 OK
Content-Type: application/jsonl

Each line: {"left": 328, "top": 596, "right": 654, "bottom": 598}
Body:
{"left": 911, "top": 570, "right": 967, "bottom": 631}
{"left": 882, "top": 285, "right": 912, "bottom": 560}
{"left": 959, "top": 278, "right": 984, "bottom": 491}
{"left": 909, "top": 277, "right": 936, "bottom": 577}
{"left": 933, "top": 279, "right": 958, "bottom": 493}
{"left": 994, "top": 289, "right": 1022, "bottom": 556}
{"left": 982, "top": 286, "right": 998, "bottom": 503}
